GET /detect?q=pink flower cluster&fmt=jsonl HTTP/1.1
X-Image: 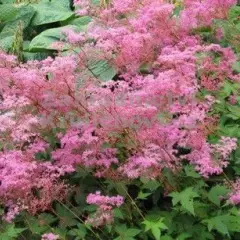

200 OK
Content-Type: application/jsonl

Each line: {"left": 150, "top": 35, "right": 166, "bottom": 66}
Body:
{"left": 86, "top": 192, "right": 124, "bottom": 226}
{"left": 180, "top": 0, "right": 237, "bottom": 31}
{"left": 86, "top": 191, "right": 124, "bottom": 210}
{"left": 229, "top": 179, "right": 240, "bottom": 205}
{"left": 41, "top": 233, "right": 59, "bottom": 240}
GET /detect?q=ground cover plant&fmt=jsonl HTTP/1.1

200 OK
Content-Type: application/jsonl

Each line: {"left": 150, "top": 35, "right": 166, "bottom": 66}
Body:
{"left": 1, "top": 0, "right": 240, "bottom": 239}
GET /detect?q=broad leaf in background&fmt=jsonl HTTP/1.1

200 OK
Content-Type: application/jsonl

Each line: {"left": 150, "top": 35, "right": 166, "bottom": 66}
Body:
{"left": 0, "top": 5, "right": 35, "bottom": 51}
{"left": 0, "top": 4, "right": 18, "bottom": 23}
{"left": 23, "top": 40, "right": 50, "bottom": 60}
{"left": 31, "top": 0, "right": 73, "bottom": 26}
{"left": 29, "top": 26, "right": 71, "bottom": 51}
{"left": 87, "top": 59, "right": 117, "bottom": 81}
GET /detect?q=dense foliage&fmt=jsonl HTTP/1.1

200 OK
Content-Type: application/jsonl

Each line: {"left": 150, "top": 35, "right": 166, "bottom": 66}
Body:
{"left": 1, "top": 0, "right": 240, "bottom": 239}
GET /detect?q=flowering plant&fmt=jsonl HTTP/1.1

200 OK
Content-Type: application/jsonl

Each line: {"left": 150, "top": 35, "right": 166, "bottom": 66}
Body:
{"left": 1, "top": 0, "right": 240, "bottom": 239}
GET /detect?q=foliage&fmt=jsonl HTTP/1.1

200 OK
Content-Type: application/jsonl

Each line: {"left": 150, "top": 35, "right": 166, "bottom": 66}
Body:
{"left": 0, "top": 0, "right": 240, "bottom": 239}
{"left": 0, "top": 0, "right": 87, "bottom": 61}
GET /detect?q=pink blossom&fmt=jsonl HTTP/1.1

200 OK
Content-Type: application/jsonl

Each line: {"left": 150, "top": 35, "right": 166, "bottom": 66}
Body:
{"left": 63, "top": 29, "right": 86, "bottom": 44}
{"left": 2, "top": 203, "right": 20, "bottom": 223}
{"left": 86, "top": 191, "right": 124, "bottom": 209}
{"left": 229, "top": 179, "right": 240, "bottom": 205}
{"left": 41, "top": 233, "right": 59, "bottom": 240}
{"left": 86, "top": 192, "right": 124, "bottom": 226}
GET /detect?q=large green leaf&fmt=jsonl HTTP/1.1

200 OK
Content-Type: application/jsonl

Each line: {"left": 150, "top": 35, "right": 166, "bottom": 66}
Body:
{"left": 31, "top": 0, "right": 73, "bottom": 26}
{"left": 29, "top": 14, "right": 91, "bottom": 51}
{"left": 87, "top": 59, "right": 117, "bottom": 81}
{"left": 29, "top": 26, "right": 72, "bottom": 51}
{"left": 0, "top": 4, "right": 18, "bottom": 23}
{"left": 0, "top": 0, "right": 15, "bottom": 3}
{"left": 64, "top": 16, "right": 92, "bottom": 27}
{"left": 0, "top": 5, "right": 35, "bottom": 51}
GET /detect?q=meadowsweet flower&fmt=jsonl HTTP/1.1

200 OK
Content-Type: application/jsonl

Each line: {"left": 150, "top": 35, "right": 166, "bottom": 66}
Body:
{"left": 41, "top": 233, "right": 59, "bottom": 240}
{"left": 86, "top": 192, "right": 123, "bottom": 226}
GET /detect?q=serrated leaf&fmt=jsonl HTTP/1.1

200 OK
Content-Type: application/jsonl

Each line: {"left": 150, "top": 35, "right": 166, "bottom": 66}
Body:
{"left": 68, "top": 224, "right": 87, "bottom": 239}
{"left": 223, "top": 215, "right": 240, "bottom": 232}
{"left": 169, "top": 187, "right": 199, "bottom": 215}
{"left": 208, "top": 185, "right": 229, "bottom": 206}
{"left": 184, "top": 165, "right": 201, "bottom": 178}
{"left": 142, "top": 218, "right": 168, "bottom": 240}
{"left": 143, "top": 180, "right": 161, "bottom": 191}
{"left": 137, "top": 191, "right": 152, "bottom": 200}
{"left": 55, "top": 203, "right": 78, "bottom": 227}
{"left": 0, "top": 224, "right": 26, "bottom": 240}
{"left": 38, "top": 213, "right": 57, "bottom": 225}
{"left": 114, "top": 208, "right": 124, "bottom": 219}
{"left": 203, "top": 215, "right": 230, "bottom": 236}
{"left": 25, "top": 215, "right": 50, "bottom": 234}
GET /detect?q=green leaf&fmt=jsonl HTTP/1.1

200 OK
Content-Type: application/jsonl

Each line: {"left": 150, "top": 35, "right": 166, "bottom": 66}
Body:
{"left": 137, "top": 191, "right": 152, "bottom": 200}
{"left": 176, "top": 233, "right": 192, "bottom": 240}
{"left": 142, "top": 180, "right": 161, "bottom": 191}
{"left": 0, "top": 5, "right": 35, "bottom": 51}
{"left": 110, "top": 182, "right": 127, "bottom": 197}
{"left": 227, "top": 105, "right": 240, "bottom": 119}
{"left": 0, "top": 4, "right": 18, "bottom": 23}
{"left": 25, "top": 215, "right": 50, "bottom": 234}
{"left": 115, "top": 225, "right": 141, "bottom": 240}
{"left": 38, "top": 213, "right": 57, "bottom": 225}
{"left": 233, "top": 61, "right": 240, "bottom": 73}
{"left": 161, "top": 236, "right": 174, "bottom": 240}
{"left": 65, "top": 16, "right": 92, "bottom": 30}
{"left": 0, "top": 0, "right": 15, "bottom": 3}
{"left": 31, "top": 0, "right": 73, "bottom": 26}
{"left": 87, "top": 59, "right": 117, "bottom": 81}
{"left": 29, "top": 26, "right": 71, "bottom": 51}
{"left": 203, "top": 215, "right": 230, "bottom": 236}
{"left": 142, "top": 218, "right": 168, "bottom": 240}
{"left": 229, "top": 6, "right": 240, "bottom": 21}
{"left": 184, "top": 165, "right": 201, "bottom": 178}
{"left": 68, "top": 224, "right": 87, "bottom": 239}
{"left": 208, "top": 185, "right": 229, "bottom": 206}
{"left": 55, "top": 203, "right": 79, "bottom": 227}
{"left": 215, "top": 215, "right": 240, "bottom": 232}
{"left": 0, "top": 224, "right": 26, "bottom": 240}
{"left": 114, "top": 208, "right": 124, "bottom": 219}
{"left": 169, "top": 187, "right": 199, "bottom": 215}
